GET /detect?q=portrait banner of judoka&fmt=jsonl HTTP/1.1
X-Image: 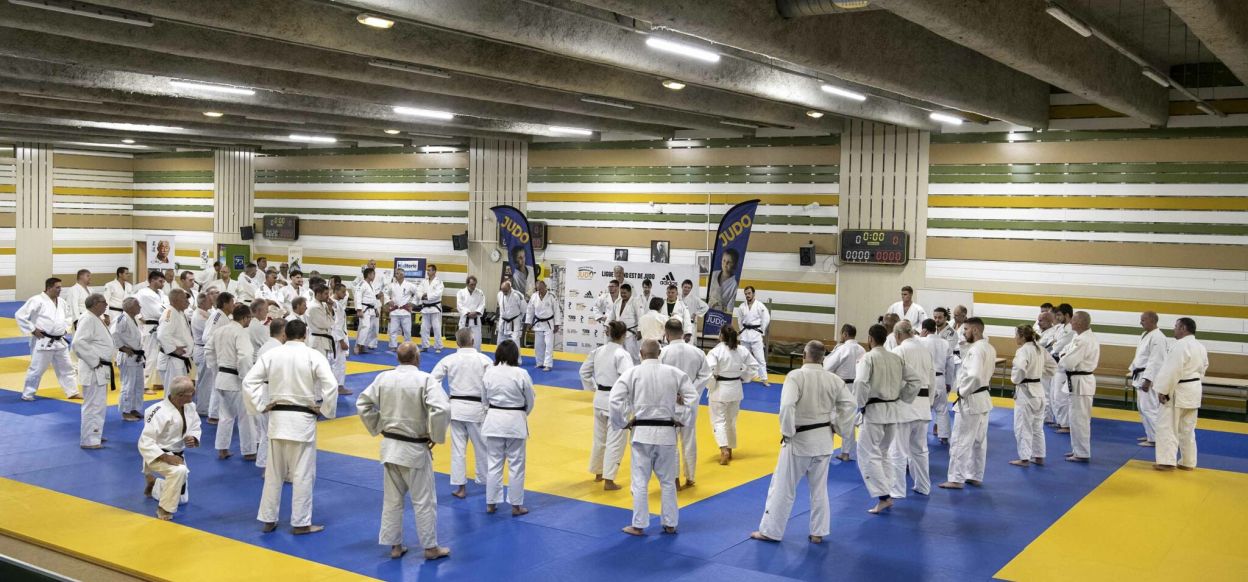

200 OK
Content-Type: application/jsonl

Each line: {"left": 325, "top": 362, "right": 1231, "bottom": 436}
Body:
{"left": 702, "top": 199, "right": 760, "bottom": 336}
{"left": 147, "top": 235, "right": 175, "bottom": 271}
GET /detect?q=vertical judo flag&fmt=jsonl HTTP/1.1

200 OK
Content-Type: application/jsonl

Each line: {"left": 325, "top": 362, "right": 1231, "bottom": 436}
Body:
{"left": 491, "top": 205, "right": 537, "bottom": 299}
{"left": 702, "top": 199, "right": 761, "bottom": 336}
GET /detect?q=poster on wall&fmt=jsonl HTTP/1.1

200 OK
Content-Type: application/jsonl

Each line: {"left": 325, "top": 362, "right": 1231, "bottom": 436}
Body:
{"left": 563, "top": 260, "right": 697, "bottom": 354}
{"left": 394, "top": 257, "right": 427, "bottom": 279}
{"left": 703, "top": 199, "right": 761, "bottom": 336}
{"left": 146, "top": 235, "right": 175, "bottom": 271}
{"left": 287, "top": 246, "right": 303, "bottom": 274}
{"left": 650, "top": 240, "right": 670, "bottom": 264}
{"left": 199, "top": 249, "right": 211, "bottom": 270}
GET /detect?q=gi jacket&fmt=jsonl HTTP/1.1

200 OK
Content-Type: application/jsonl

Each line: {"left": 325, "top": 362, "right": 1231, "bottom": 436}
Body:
{"left": 955, "top": 339, "right": 997, "bottom": 415}
{"left": 608, "top": 359, "right": 697, "bottom": 446}
{"left": 138, "top": 398, "right": 201, "bottom": 465}
{"left": 780, "top": 363, "right": 856, "bottom": 457}
{"left": 73, "top": 312, "right": 116, "bottom": 385}
{"left": 357, "top": 364, "right": 451, "bottom": 468}
{"left": 580, "top": 342, "right": 635, "bottom": 411}
{"left": 242, "top": 341, "right": 338, "bottom": 442}
{"left": 432, "top": 348, "right": 493, "bottom": 423}
{"left": 1154, "top": 335, "right": 1210, "bottom": 410}
{"left": 481, "top": 364, "right": 535, "bottom": 439}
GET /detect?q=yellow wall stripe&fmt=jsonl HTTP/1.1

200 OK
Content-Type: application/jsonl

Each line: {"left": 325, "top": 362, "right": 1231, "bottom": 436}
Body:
{"left": 52, "top": 247, "right": 132, "bottom": 255}
{"left": 51, "top": 187, "right": 133, "bottom": 197}
{"left": 257, "top": 190, "right": 469, "bottom": 201}
{"left": 0, "top": 184, "right": 13, "bottom": 194}
{"left": 698, "top": 277, "right": 836, "bottom": 295}
{"left": 975, "top": 291, "right": 1248, "bottom": 319}
{"left": 532, "top": 192, "right": 838, "bottom": 205}
{"left": 131, "top": 190, "right": 214, "bottom": 199}
{"left": 255, "top": 254, "right": 467, "bottom": 272}
{"left": 931, "top": 195, "right": 1248, "bottom": 211}
{"left": 0, "top": 247, "right": 14, "bottom": 255}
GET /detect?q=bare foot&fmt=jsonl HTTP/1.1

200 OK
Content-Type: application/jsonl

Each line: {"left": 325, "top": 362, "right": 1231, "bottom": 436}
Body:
{"left": 143, "top": 390, "right": 157, "bottom": 396}
{"left": 603, "top": 480, "right": 621, "bottom": 491}
{"left": 390, "top": 545, "right": 407, "bottom": 559}
{"left": 662, "top": 526, "right": 677, "bottom": 534}
{"left": 218, "top": 450, "right": 232, "bottom": 460}
{"left": 261, "top": 522, "right": 278, "bottom": 533}
{"left": 1139, "top": 441, "right": 1155, "bottom": 448}
{"left": 424, "top": 546, "right": 451, "bottom": 560}
{"left": 594, "top": 474, "right": 603, "bottom": 482}
{"left": 1032, "top": 457, "right": 1045, "bottom": 465}
{"left": 337, "top": 386, "right": 352, "bottom": 395}
{"left": 243, "top": 454, "right": 257, "bottom": 461}
{"left": 621, "top": 526, "right": 644, "bottom": 536}
{"left": 837, "top": 453, "right": 851, "bottom": 462}
{"left": 750, "top": 531, "right": 778, "bottom": 542}
{"left": 868, "top": 498, "right": 894, "bottom": 514}
{"left": 452, "top": 486, "right": 466, "bottom": 499}
{"left": 678, "top": 480, "right": 695, "bottom": 491}
{"left": 512, "top": 506, "right": 529, "bottom": 516}
{"left": 809, "top": 535, "right": 823, "bottom": 544}
{"left": 939, "top": 438, "right": 949, "bottom": 446}
{"left": 156, "top": 508, "right": 174, "bottom": 520}
{"left": 966, "top": 479, "right": 982, "bottom": 486}
{"left": 207, "top": 418, "right": 219, "bottom": 425}
{"left": 292, "top": 524, "right": 325, "bottom": 535}
{"left": 1055, "top": 427, "right": 1070, "bottom": 434}
{"left": 719, "top": 448, "right": 731, "bottom": 465}
{"left": 1009, "top": 459, "right": 1030, "bottom": 466}
{"left": 938, "top": 481, "right": 964, "bottom": 489}
{"left": 1065, "top": 456, "right": 1088, "bottom": 463}
{"left": 1153, "top": 464, "right": 1175, "bottom": 471}
{"left": 67, "top": 394, "right": 82, "bottom": 400}
{"left": 1177, "top": 465, "right": 1195, "bottom": 472}
{"left": 1136, "top": 436, "right": 1149, "bottom": 442}
{"left": 80, "top": 444, "right": 103, "bottom": 450}
{"left": 144, "top": 474, "right": 155, "bottom": 497}
{"left": 486, "top": 504, "right": 497, "bottom": 514}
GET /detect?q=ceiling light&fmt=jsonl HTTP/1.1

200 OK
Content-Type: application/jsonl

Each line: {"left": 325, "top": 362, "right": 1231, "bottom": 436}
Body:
{"left": 383, "top": 129, "right": 401, "bottom": 135}
{"left": 1045, "top": 3, "right": 1093, "bottom": 38}
{"left": 393, "top": 106, "right": 454, "bottom": 120}
{"left": 64, "top": 141, "right": 150, "bottom": 149}
{"left": 645, "top": 37, "right": 720, "bottom": 63}
{"left": 17, "top": 93, "right": 103, "bottom": 105}
{"left": 8, "top": 0, "right": 153, "bottom": 27}
{"left": 1141, "top": 68, "right": 1170, "bottom": 88}
{"left": 121, "top": 139, "right": 135, "bottom": 144}
{"left": 929, "top": 112, "right": 964, "bottom": 125}
{"left": 821, "top": 84, "right": 867, "bottom": 102}
{"left": 169, "top": 80, "right": 256, "bottom": 96}
{"left": 93, "top": 122, "right": 184, "bottom": 132}
{"left": 289, "top": 134, "right": 337, "bottom": 143}
{"left": 580, "top": 97, "right": 635, "bottom": 110}
{"left": 1196, "top": 103, "right": 1226, "bottom": 117}
{"left": 661, "top": 80, "right": 686, "bottom": 91}
{"left": 356, "top": 13, "right": 395, "bottom": 29}
{"left": 202, "top": 111, "right": 224, "bottom": 118}
{"left": 548, "top": 126, "right": 593, "bottom": 136}
{"left": 420, "top": 146, "right": 460, "bottom": 153}
{"left": 368, "top": 59, "right": 451, "bottom": 79}
{"left": 806, "top": 111, "right": 825, "bottom": 119}
{"left": 408, "top": 132, "right": 455, "bottom": 140}
{"left": 719, "top": 120, "right": 761, "bottom": 129}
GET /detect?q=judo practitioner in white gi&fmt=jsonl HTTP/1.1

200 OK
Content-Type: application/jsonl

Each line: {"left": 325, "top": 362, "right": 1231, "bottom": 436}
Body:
{"left": 418, "top": 265, "right": 445, "bottom": 353}
{"left": 580, "top": 321, "right": 635, "bottom": 491}
{"left": 16, "top": 277, "right": 80, "bottom": 400}
{"left": 355, "top": 267, "right": 382, "bottom": 355}
{"left": 157, "top": 289, "right": 195, "bottom": 396}
{"left": 887, "top": 321, "right": 933, "bottom": 498}
{"left": 357, "top": 343, "right": 452, "bottom": 560}
{"left": 190, "top": 291, "right": 216, "bottom": 413}
{"left": 456, "top": 276, "right": 486, "bottom": 350}
{"left": 734, "top": 286, "right": 771, "bottom": 385}
{"left": 1010, "top": 324, "right": 1055, "bottom": 466}
{"left": 386, "top": 269, "right": 418, "bottom": 350}
{"left": 855, "top": 324, "right": 917, "bottom": 514}
{"left": 243, "top": 320, "right": 338, "bottom": 534}
{"left": 1059, "top": 311, "right": 1100, "bottom": 462}
{"left": 918, "top": 318, "right": 954, "bottom": 445}
{"left": 63, "top": 269, "right": 93, "bottom": 330}
{"left": 1153, "top": 317, "right": 1208, "bottom": 471}
{"left": 661, "top": 284, "right": 693, "bottom": 339}
{"left": 660, "top": 319, "right": 711, "bottom": 490}
{"left": 526, "top": 279, "right": 561, "bottom": 371}
{"left": 206, "top": 308, "right": 256, "bottom": 460}
{"left": 139, "top": 377, "right": 200, "bottom": 521}
{"left": 104, "top": 267, "right": 133, "bottom": 330}
{"left": 114, "top": 298, "right": 147, "bottom": 420}
{"left": 481, "top": 340, "right": 536, "bottom": 516}
{"left": 331, "top": 284, "right": 352, "bottom": 394}
{"left": 940, "top": 318, "right": 997, "bottom": 490}
{"left": 73, "top": 293, "right": 116, "bottom": 448}
{"left": 496, "top": 279, "right": 527, "bottom": 356}
{"left": 705, "top": 326, "right": 757, "bottom": 465}
{"left": 679, "top": 279, "right": 708, "bottom": 343}
{"left": 824, "top": 324, "right": 865, "bottom": 461}
{"left": 886, "top": 285, "right": 928, "bottom": 327}
{"left": 611, "top": 283, "right": 643, "bottom": 364}
{"left": 751, "top": 341, "right": 855, "bottom": 544}
{"left": 1130, "top": 311, "right": 1168, "bottom": 448}
{"left": 432, "top": 328, "right": 493, "bottom": 499}
{"left": 134, "top": 272, "right": 167, "bottom": 391}
{"left": 1046, "top": 303, "right": 1076, "bottom": 432}
{"left": 613, "top": 339, "right": 697, "bottom": 536}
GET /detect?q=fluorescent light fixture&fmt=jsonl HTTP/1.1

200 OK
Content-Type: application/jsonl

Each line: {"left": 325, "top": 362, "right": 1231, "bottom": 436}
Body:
{"left": 806, "top": 110, "right": 825, "bottom": 119}
{"left": 356, "top": 13, "right": 394, "bottom": 28}
{"left": 368, "top": 59, "right": 451, "bottom": 79}
{"left": 409, "top": 132, "right": 454, "bottom": 139}
{"left": 383, "top": 129, "right": 401, "bottom": 135}
{"left": 169, "top": 80, "right": 256, "bottom": 96}
{"left": 548, "top": 126, "right": 593, "bottom": 136}
{"left": 929, "top": 112, "right": 964, "bottom": 125}
{"left": 288, "top": 134, "right": 337, "bottom": 143}
{"left": 580, "top": 97, "right": 635, "bottom": 110}
{"left": 393, "top": 106, "right": 455, "bottom": 120}
{"left": 719, "top": 120, "right": 759, "bottom": 129}
{"left": 1045, "top": 3, "right": 1093, "bottom": 37}
{"left": 121, "top": 139, "right": 136, "bottom": 144}
{"left": 821, "top": 84, "right": 867, "bottom": 101}
{"left": 1141, "top": 68, "right": 1170, "bottom": 88}
{"left": 17, "top": 93, "right": 103, "bottom": 105}
{"left": 420, "top": 146, "right": 460, "bottom": 153}
{"left": 661, "top": 80, "right": 686, "bottom": 91}
{"left": 64, "top": 141, "right": 149, "bottom": 149}
{"left": 8, "top": 0, "right": 153, "bottom": 27}
{"left": 94, "top": 121, "right": 184, "bottom": 132}
{"left": 1196, "top": 103, "right": 1226, "bottom": 117}
{"left": 202, "top": 111, "right": 224, "bottom": 118}
{"left": 645, "top": 37, "right": 720, "bottom": 63}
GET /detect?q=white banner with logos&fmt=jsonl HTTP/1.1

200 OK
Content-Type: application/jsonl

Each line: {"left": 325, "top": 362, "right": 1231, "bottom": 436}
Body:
{"left": 562, "top": 260, "right": 697, "bottom": 354}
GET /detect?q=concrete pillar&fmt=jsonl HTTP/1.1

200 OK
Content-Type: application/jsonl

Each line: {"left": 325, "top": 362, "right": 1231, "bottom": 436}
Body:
{"left": 835, "top": 120, "right": 931, "bottom": 334}
{"left": 14, "top": 142, "right": 53, "bottom": 298}
{"left": 213, "top": 147, "right": 256, "bottom": 247}
{"left": 467, "top": 138, "right": 528, "bottom": 309}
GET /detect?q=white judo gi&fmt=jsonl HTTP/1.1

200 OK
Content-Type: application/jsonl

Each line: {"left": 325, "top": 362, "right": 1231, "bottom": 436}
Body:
{"left": 705, "top": 342, "right": 755, "bottom": 450}
{"left": 1059, "top": 329, "right": 1100, "bottom": 459}
{"left": 854, "top": 346, "right": 913, "bottom": 499}
{"left": 947, "top": 338, "right": 996, "bottom": 485}
{"left": 355, "top": 279, "right": 382, "bottom": 351}
{"left": 190, "top": 308, "right": 213, "bottom": 412}
{"left": 734, "top": 300, "right": 771, "bottom": 384}
{"left": 432, "top": 347, "right": 493, "bottom": 488}
{"left": 418, "top": 275, "right": 445, "bottom": 351}
{"left": 206, "top": 320, "right": 256, "bottom": 455}
{"left": 331, "top": 295, "right": 349, "bottom": 386}
{"left": 823, "top": 340, "right": 865, "bottom": 458}
{"left": 580, "top": 341, "right": 635, "bottom": 481}
{"left": 757, "top": 363, "right": 855, "bottom": 540}
{"left": 1044, "top": 322, "right": 1076, "bottom": 427}
{"left": 610, "top": 295, "right": 643, "bottom": 363}
{"left": 16, "top": 291, "right": 79, "bottom": 399}
{"left": 456, "top": 287, "right": 486, "bottom": 350}
{"left": 886, "top": 301, "right": 928, "bottom": 327}
{"left": 1153, "top": 335, "right": 1209, "bottom": 469}
{"left": 357, "top": 364, "right": 450, "bottom": 549}
{"left": 659, "top": 339, "right": 712, "bottom": 483}
{"left": 113, "top": 312, "right": 146, "bottom": 416}
{"left": 138, "top": 396, "right": 201, "bottom": 514}
{"left": 887, "top": 337, "right": 933, "bottom": 497}
{"left": 243, "top": 340, "right": 338, "bottom": 528}
{"left": 609, "top": 359, "right": 697, "bottom": 530}
{"left": 497, "top": 289, "right": 527, "bottom": 350}
{"left": 73, "top": 311, "right": 116, "bottom": 447}
{"left": 306, "top": 299, "right": 338, "bottom": 366}
{"left": 1130, "top": 328, "right": 1169, "bottom": 444}
{"left": 481, "top": 364, "right": 536, "bottom": 507}
{"left": 526, "top": 290, "right": 560, "bottom": 369}
{"left": 386, "top": 278, "right": 418, "bottom": 348}
{"left": 919, "top": 334, "right": 954, "bottom": 440}
{"left": 103, "top": 279, "right": 133, "bottom": 330}
{"left": 1011, "top": 341, "right": 1055, "bottom": 461}
{"left": 157, "top": 306, "right": 195, "bottom": 394}
{"left": 660, "top": 300, "right": 693, "bottom": 338}
{"left": 134, "top": 287, "right": 166, "bottom": 388}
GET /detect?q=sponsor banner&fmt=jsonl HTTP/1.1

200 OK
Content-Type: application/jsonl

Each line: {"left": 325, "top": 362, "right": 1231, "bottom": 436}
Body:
{"left": 563, "top": 260, "right": 697, "bottom": 354}
{"left": 703, "top": 199, "right": 761, "bottom": 336}
{"left": 394, "top": 257, "right": 427, "bottom": 279}
{"left": 491, "top": 205, "right": 538, "bottom": 299}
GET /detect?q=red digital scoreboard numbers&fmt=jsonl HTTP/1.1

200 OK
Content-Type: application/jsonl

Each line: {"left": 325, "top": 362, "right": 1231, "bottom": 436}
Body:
{"left": 839, "top": 230, "right": 909, "bottom": 265}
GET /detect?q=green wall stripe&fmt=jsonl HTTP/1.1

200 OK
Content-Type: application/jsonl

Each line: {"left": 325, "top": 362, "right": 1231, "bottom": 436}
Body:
{"left": 931, "top": 126, "right": 1248, "bottom": 144}
{"left": 529, "top": 211, "right": 837, "bottom": 226}
{"left": 931, "top": 162, "right": 1248, "bottom": 175}
{"left": 530, "top": 135, "right": 840, "bottom": 151}
{"left": 530, "top": 165, "right": 838, "bottom": 176}
{"left": 255, "top": 207, "right": 468, "bottom": 218}
{"left": 929, "top": 173, "right": 1248, "bottom": 184}
{"left": 928, "top": 219, "right": 1248, "bottom": 235}
{"left": 980, "top": 317, "right": 1247, "bottom": 344}
{"left": 528, "top": 174, "right": 837, "bottom": 184}
{"left": 133, "top": 204, "right": 214, "bottom": 212}
{"left": 133, "top": 171, "right": 214, "bottom": 183}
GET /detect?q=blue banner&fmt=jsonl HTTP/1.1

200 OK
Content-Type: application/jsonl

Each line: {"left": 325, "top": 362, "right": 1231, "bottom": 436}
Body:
{"left": 394, "top": 257, "right": 426, "bottom": 279}
{"left": 491, "top": 205, "right": 537, "bottom": 299}
{"left": 702, "top": 199, "right": 761, "bottom": 336}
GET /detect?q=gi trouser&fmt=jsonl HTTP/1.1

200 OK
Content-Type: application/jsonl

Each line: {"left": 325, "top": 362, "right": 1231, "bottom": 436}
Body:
{"left": 214, "top": 388, "right": 257, "bottom": 455}
{"left": 388, "top": 309, "right": 413, "bottom": 348}
{"left": 379, "top": 456, "right": 439, "bottom": 549}
{"left": 161, "top": 353, "right": 192, "bottom": 399}
{"left": 931, "top": 381, "right": 951, "bottom": 439}
{"left": 258, "top": 438, "right": 317, "bottom": 527}
{"left": 857, "top": 422, "right": 896, "bottom": 498}
{"left": 486, "top": 436, "right": 526, "bottom": 506}
{"left": 80, "top": 376, "right": 108, "bottom": 446}
{"left": 193, "top": 346, "right": 214, "bottom": 413}
{"left": 630, "top": 442, "right": 678, "bottom": 529}
{"left": 677, "top": 401, "right": 700, "bottom": 482}
{"left": 533, "top": 325, "right": 554, "bottom": 368}
{"left": 1069, "top": 393, "right": 1093, "bottom": 458}
{"left": 497, "top": 316, "right": 524, "bottom": 364}
{"left": 459, "top": 315, "right": 482, "bottom": 350}
{"left": 146, "top": 459, "right": 189, "bottom": 514}
{"left": 1137, "top": 385, "right": 1160, "bottom": 442}
{"left": 118, "top": 356, "right": 145, "bottom": 415}
{"left": 758, "top": 446, "right": 831, "bottom": 539}
{"left": 420, "top": 309, "right": 443, "bottom": 350}
{"left": 947, "top": 409, "right": 988, "bottom": 484}
{"left": 839, "top": 412, "right": 860, "bottom": 459}
{"left": 589, "top": 408, "right": 628, "bottom": 480}
{"left": 357, "top": 307, "right": 379, "bottom": 350}
{"left": 450, "top": 419, "right": 488, "bottom": 486}
{"left": 709, "top": 399, "right": 741, "bottom": 449}
{"left": 887, "top": 419, "right": 930, "bottom": 497}
{"left": 741, "top": 337, "right": 768, "bottom": 383}
{"left": 1014, "top": 388, "right": 1046, "bottom": 460}
{"left": 1050, "top": 375, "right": 1071, "bottom": 427}
{"left": 23, "top": 344, "right": 79, "bottom": 399}
{"left": 1155, "top": 402, "right": 1198, "bottom": 468}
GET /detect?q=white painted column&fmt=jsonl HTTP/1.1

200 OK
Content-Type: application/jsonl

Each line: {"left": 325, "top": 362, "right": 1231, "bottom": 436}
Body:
{"left": 213, "top": 147, "right": 256, "bottom": 247}
{"left": 468, "top": 138, "right": 528, "bottom": 309}
{"left": 14, "top": 142, "right": 53, "bottom": 298}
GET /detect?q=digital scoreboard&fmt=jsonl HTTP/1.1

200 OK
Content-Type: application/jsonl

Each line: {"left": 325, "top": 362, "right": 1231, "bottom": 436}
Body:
{"left": 262, "top": 215, "right": 299, "bottom": 241}
{"left": 839, "top": 230, "right": 908, "bottom": 265}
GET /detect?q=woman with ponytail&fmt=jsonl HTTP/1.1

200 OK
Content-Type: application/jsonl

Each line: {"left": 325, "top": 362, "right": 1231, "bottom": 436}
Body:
{"left": 1010, "top": 325, "right": 1055, "bottom": 466}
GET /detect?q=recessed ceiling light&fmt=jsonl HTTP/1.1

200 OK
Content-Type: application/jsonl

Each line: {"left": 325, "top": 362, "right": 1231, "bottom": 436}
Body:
{"left": 420, "top": 146, "right": 460, "bottom": 153}
{"left": 929, "top": 112, "right": 964, "bottom": 125}
{"left": 580, "top": 97, "right": 635, "bottom": 110}
{"left": 121, "top": 139, "right": 136, "bottom": 144}
{"left": 169, "top": 80, "right": 256, "bottom": 96}
{"left": 289, "top": 134, "right": 337, "bottom": 143}
{"left": 94, "top": 122, "right": 184, "bottom": 132}
{"left": 64, "top": 141, "right": 150, "bottom": 149}
{"left": 202, "top": 111, "right": 224, "bottom": 118}
{"left": 720, "top": 120, "right": 760, "bottom": 129}
{"left": 384, "top": 129, "right": 401, "bottom": 135}
{"left": 548, "top": 126, "right": 593, "bottom": 136}
{"left": 806, "top": 111, "right": 825, "bottom": 119}
{"left": 368, "top": 59, "right": 451, "bottom": 79}
{"left": 8, "top": 0, "right": 153, "bottom": 27}
{"left": 393, "top": 106, "right": 455, "bottom": 120}
{"left": 356, "top": 13, "right": 395, "bottom": 29}
{"left": 645, "top": 37, "right": 720, "bottom": 63}
{"left": 662, "top": 80, "right": 686, "bottom": 91}
{"left": 1141, "top": 68, "right": 1171, "bottom": 88}
{"left": 821, "top": 84, "right": 867, "bottom": 102}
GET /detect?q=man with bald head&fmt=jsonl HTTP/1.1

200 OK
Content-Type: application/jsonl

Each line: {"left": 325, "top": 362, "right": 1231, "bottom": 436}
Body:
{"left": 611, "top": 339, "right": 697, "bottom": 536}
{"left": 1130, "top": 311, "right": 1168, "bottom": 447}
{"left": 140, "top": 376, "right": 200, "bottom": 520}
{"left": 1059, "top": 311, "right": 1100, "bottom": 462}
{"left": 432, "top": 328, "right": 493, "bottom": 499}
{"left": 158, "top": 289, "right": 195, "bottom": 392}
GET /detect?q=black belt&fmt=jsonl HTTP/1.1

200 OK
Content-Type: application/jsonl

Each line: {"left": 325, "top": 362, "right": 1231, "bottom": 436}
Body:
{"left": 597, "top": 384, "right": 613, "bottom": 391}
{"left": 489, "top": 404, "right": 527, "bottom": 411}
{"left": 917, "top": 389, "right": 930, "bottom": 397}
{"left": 145, "top": 319, "right": 160, "bottom": 325}
{"left": 795, "top": 422, "right": 831, "bottom": 433}
{"left": 361, "top": 305, "right": 378, "bottom": 314}
{"left": 632, "top": 418, "right": 676, "bottom": 427}
{"left": 535, "top": 315, "right": 555, "bottom": 325}
{"left": 108, "top": 306, "right": 123, "bottom": 312}
{"left": 865, "top": 397, "right": 898, "bottom": 406}
{"left": 421, "top": 301, "right": 441, "bottom": 309}
{"left": 130, "top": 348, "right": 146, "bottom": 363}
{"left": 165, "top": 350, "right": 192, "bottom": 369}
{"left": 842, "top": 378, "right": 854, "bottom": 384}
{"left": 1178, "top": 378, "right": 1201, "bottom": 384}
{"left": 1018, "top": 378, "right": 1040, "bottom": 384}
{"left": 715, "top": 375, "right": 741, "bottom": 382}
{"left": 935, "top": 372, "right": 943, "bottom": 376}
{"left": 1131, "top": 367, "right": 1146, "bottom": 381}
{"left": 953, "top": 386, "right": 990, "bottom": 407}
{"left": 161, "top": 449, "right": 185, "bottom": 457}
{"left": 218, "top": 366, "right": 239, "bottom": 376}
{"left": 1066, "top": 371, "right": 1093, "bottom": 382}
{"left": 953, "top": 350, "right": 960, "bottom": 356}
{"left": 464, "top": 314, "right": 480, "bottom": 325}
{"left": 382, "top": 431, "right": 431, "bottom": 444}
{"left": 312, "top": 333, "right": 336, "bottom": 358}
{"left": 501, "top": 314, "right": 521, "bottom": 324}
{"left": 95, "top": 360, "right": 117, "bottom": 392}
{"left": 42, "top": 333, "right": 65, "bottom": 343}
{"left": 742, "top": 324, "right": 762, "bottom": 331}
{"left": 450, "top": 395, "right": 482, "bottom": 402}
{"left": 271, "top": 403, "right": 318, "bottom": 416}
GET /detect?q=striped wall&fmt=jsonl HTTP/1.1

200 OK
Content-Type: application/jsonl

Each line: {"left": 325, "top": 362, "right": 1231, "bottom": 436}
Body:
{"left": 0, "top": 158, "right": 14, "bottom": 298}
{"left": 927, "top": 129, "right": 1248, "bottom": 375}
{"left": 528, "top": 137, "right": 841, "bottom": 340}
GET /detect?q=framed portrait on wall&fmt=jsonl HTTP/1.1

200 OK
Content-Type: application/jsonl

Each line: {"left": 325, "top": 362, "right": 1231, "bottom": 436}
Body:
{"left": 696, "top": 251, "right": 712, "bottom": 276}
{"left": 614, "top": 248, "right": 629, "bottom": 262}
{"left": 650, "top": 240, "right": 670, "bottom": 264}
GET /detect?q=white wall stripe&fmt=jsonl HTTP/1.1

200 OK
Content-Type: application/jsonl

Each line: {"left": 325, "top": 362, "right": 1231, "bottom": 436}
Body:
{"left": 528, "top": 182, "right": 838, "bottom": 194}
{"left": 929, "top": 207, "right": 1248, "bottom": 224}
{"left": 928, "top": 228, "right": 1248, "bottom": 245}
{"left": 928, "top": 183, "right": 1248, "bottom": 197}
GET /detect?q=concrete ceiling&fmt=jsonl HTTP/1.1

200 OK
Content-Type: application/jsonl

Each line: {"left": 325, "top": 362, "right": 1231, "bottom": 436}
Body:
{"left": 0, "top": 0, "right": 1242, "bottom": 153}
